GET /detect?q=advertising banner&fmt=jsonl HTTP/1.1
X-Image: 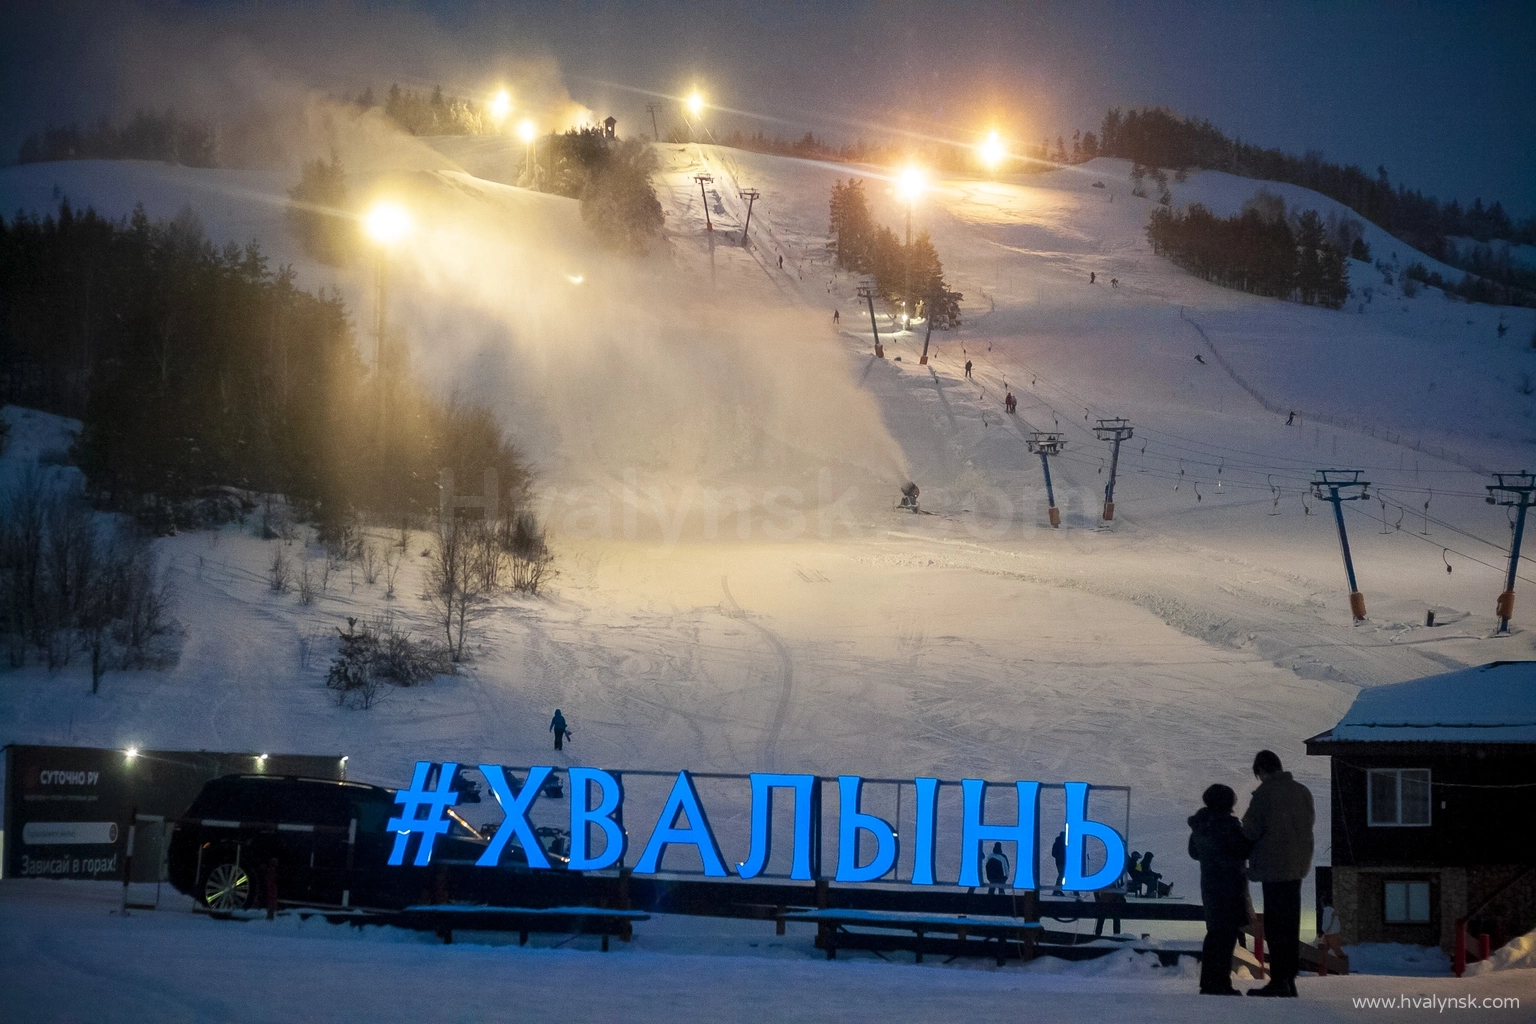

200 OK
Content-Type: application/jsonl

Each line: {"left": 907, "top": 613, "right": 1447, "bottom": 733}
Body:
{"left": 3, "top": 745, "right": 345, "bottom": 881}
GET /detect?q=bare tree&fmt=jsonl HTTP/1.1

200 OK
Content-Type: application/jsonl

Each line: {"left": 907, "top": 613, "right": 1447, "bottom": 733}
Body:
{"left": 425, "top": 521, "right": 481, "bottom": 661}
{"left": 268, "top": 544, "right": 291, "bottom": 593}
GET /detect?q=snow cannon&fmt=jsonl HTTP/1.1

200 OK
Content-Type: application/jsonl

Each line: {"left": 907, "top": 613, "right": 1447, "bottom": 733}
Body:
{"left": 899, "top": 482, "right": 920, "bottom": 513}
{"left": 1349, "top": 591, "right": 1367, "bottom": 622}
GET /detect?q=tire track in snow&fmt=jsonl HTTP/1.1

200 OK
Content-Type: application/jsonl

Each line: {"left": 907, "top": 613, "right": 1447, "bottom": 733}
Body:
{"left": 719, "top": 575, "right": 794, "bottom": 768}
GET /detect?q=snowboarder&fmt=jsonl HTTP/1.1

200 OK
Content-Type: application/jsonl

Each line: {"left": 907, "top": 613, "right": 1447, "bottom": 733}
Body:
{"left": 1090, "top": 271, "right": 1096, "bottom": 284}
{"left": 899, "top": 481, "right": 921, "bottom": 512}
{"left": 550, "top": 708, "right": 570, "bottom": 751}
{"left": 964, "top": 359, "right": 973, "bottom": 378}
{"left": 1051, "top": 830, "right": 1067, "bottom": 893}
{"left": 983, "top": 842, "right": 1010, "bottom": 895}
{"left": 1194, "top": 354, "right": 1205, "bottom": 364}
{"left": 1242, "top": 750, "right": 1314, "bottom": 998}
{"left": 833, "top": 309, "right": 840, "bottom": 324}
{"left": 1111, "top": 278, "right": 1119, "bottom": 289}
{"left": 778, "top": 254, "right": 783, "bottom": 269}
{"left": 1188, "top": 783, "right": 1253, "bottom": 996}
{"left": 1005, "top": 391, "right": 1017, "bottom": 414}
{"left": 1285, "top": 410, "right": 1295, "bottom": 426}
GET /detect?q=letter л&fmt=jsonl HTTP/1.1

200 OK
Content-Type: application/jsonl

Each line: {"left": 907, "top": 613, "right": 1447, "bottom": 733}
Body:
{"left": 737, "top": 773, "right": 820, "bottom": 880}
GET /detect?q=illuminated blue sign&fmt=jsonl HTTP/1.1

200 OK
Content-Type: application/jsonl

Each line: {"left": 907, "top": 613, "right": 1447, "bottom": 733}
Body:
{"left": 388, "top": 762, "right": 1128, "bottom": 891}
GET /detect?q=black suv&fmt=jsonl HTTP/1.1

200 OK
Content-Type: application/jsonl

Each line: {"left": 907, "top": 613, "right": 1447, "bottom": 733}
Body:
{"left": 168, "top": 774, "right": 566, "bottom": 913}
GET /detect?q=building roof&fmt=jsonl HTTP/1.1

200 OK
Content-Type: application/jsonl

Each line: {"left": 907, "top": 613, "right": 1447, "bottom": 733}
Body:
{"left": 1308, "top": 661, "right": 1536, "bottom": 746}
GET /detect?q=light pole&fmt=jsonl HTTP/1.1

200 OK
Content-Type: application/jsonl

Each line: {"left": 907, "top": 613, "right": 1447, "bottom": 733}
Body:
{"left": 518, "top": 119, "right": 538, "bottom": 190}
{"left": 364, "top": 202, "right": 410, "bottom": 445}
{"left": 897, "top": 166, "right": 926, "bottom": 330}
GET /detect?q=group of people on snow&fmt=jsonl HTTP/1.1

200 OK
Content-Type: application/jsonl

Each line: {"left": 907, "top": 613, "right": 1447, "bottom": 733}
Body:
{"left": 1187, "top": 749, "right": 1315, "bottom": 997}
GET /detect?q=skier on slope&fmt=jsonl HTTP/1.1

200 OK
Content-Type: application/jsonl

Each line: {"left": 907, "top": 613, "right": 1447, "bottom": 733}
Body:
{"left": 965, "top": 359, "right": 973, "bottom": 378}
{"left": 550, "top": 708, "right": 570, "bottom": 751}
{"left": 1005, "top": 391, "right": 1017, "bottom": 414}
{"left": 833, "top": 309, "right": 840, "bottom": 324}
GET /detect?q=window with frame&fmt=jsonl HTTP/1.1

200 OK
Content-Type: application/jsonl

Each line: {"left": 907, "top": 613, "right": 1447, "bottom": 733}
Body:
{"left": 1383, "top": 880, "right": 1432, "bottom": 924}
{"left": 1367, "top": 768, "right": 1431, "bottom": 826}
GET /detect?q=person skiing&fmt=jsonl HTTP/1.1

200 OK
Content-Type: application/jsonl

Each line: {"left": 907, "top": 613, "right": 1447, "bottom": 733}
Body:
{"left": 550, "top": 708, "right": 570, "bottom": 751}
{"left": 778, "top": 254, "right": 783, "bottom": 269}
{"left": 1242, "top": 750, "right": 1314, "bottom": 998}
{"left": 1005, "top": 391, "right": 1017, "bottom": 414}
{"left": 833, "top": 308, "right": 840, "bottom": 324}
{"left": 1285, "top": 410, "right": 1295, "bottom": 426}
{"left": 1051, "top": 830, "right": 1067, "bottom": 894}
{"left": 1189, "top": 783, "right": 1253, "bottom": 996}
{"left": 983, "top": 842, "right": 1010, "bottom": 895}
{"left": 1090, "top": 271, "right": 1096, "bottom": 284}
{"left": 964, "top": 359, "right": 973, "bottom": 379}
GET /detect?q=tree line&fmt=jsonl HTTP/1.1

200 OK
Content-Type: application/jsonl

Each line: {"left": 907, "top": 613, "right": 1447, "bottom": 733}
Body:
{"left": 829, "top": 179, "right": 962, "bottom": 328}
{"left": 1146, "top": 196, "right": 1350, "bottom": 309}
{"left": 17, "top": 109, "right": 217, "bottom": 167}
{"left": 1096, "top": 107, "right": 1534, "bottom": 294}
{"left": 0, "top": 201, "right": 530, "bottom": 534}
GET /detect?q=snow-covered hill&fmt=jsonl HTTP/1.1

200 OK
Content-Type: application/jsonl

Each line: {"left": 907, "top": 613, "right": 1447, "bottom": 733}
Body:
{"left": 3, "top": 138, "right": 1535, "bottom": 920}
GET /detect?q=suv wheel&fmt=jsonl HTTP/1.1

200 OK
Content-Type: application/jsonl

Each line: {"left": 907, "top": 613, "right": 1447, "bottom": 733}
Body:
{"left": 203, "top": 860, "right": 253, "bottom": 911}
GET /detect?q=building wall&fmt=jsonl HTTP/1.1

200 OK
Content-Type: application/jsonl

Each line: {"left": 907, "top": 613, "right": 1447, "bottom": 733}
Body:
{"left": 1326, "top": 749, "right": 1536, "bottom": 868}
{"left": 1334, "top": 864, "right": 1536, "bottom": 953}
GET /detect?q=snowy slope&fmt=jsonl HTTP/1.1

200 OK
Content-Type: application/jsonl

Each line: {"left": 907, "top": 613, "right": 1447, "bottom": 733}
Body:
{"left": 2, "top": 137, "right": 1535, "bottom": 928}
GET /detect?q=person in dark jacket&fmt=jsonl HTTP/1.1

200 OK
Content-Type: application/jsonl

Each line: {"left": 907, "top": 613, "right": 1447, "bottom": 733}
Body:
{"left": 1189, "top": 783, "right": 1252, "bottom": 995}
{"left": 1242, "top": 750, "right": 1314, "bottom": 998}
{"left": 983, "top": 842, "right": 1010, "bottom": 895}
{"left": 550, "top": 709, "right": 569, "bottom": 751}
{"left": 1050, "top": 830, "right": 1067, "bottom": 894}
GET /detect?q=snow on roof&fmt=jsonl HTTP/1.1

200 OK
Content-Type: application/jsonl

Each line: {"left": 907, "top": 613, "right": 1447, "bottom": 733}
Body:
{"left": 1317, "top": 662, "right": 1536, "bottom": 745}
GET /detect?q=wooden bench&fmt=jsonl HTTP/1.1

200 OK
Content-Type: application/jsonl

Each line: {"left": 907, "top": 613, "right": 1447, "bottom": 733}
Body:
{"left": 395, "top": 905, "right": 650, "bottom": 950}
{"left": 779, "top": 909, "right": 1043, "bottom": 966}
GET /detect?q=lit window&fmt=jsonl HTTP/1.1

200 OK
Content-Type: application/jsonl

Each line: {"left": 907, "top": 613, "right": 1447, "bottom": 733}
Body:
{"left": 1384, "top": 880, "right": 1431, "bottom": 923}
{"left": 1367, "top": 769, "right": 1431, "bottom": 826}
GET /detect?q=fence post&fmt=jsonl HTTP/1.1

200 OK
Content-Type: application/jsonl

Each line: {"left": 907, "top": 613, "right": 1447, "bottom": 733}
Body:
{"left": 121, "top": 805, "right": 137, "bottom": 915}
{"left": 1453, "top": 916, "right": 1467, "bottom": 977}
{"left": 1479, "top": 932, "right": 1492, "bottom": 963}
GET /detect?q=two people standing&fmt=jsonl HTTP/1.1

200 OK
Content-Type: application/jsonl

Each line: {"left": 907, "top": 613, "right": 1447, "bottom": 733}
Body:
{"left": 1188, "top": 749, "right": 1314, "bottom": 998}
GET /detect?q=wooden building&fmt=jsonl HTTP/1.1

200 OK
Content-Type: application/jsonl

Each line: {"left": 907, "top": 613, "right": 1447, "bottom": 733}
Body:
{"left": 1306, "top": 661, "right": 1536, "bottom": 951}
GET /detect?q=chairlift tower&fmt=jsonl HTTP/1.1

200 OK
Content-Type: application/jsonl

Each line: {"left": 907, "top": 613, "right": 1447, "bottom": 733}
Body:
{"left": 1486, "top": 471, "right": 1536, "bottom": 634}
{"left": 857, "top": 282, "right": 884, "bottom": 358}
{"left": 1093, "top": 418, "right": 1134, "bottom": 521}
{"left": 1028, "top": 432, "right": 1066, "bottom": 528}
{"left": 738, "top": 189, "right": 759, "bottom": 246}
{"left": 1312, "top": 469, "right": 1371, "bottom": 622}
{"left": 694, "top": 174, "right": 714, "bottom": 232}
{"left": 645, "top": 103, "right": 661, "bottom": 141}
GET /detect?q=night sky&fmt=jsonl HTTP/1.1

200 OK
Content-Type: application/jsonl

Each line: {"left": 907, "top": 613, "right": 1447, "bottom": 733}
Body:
{"left": 4, "top": 0, "right": 1533, "bottom": 216}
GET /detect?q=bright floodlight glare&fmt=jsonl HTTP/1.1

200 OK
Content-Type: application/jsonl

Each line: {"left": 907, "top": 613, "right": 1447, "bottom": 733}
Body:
{"left": 687, "top": 90, "right": 705, "bottom": 117}
{"left": 518, "top": 118, "right": 537, "bottom": 143}
{"left": 897, "top": 164, "right": 927, "bottom": 202}
{"left": 980, "top": 131, "right": 1005, "bottom": 170}
{"left": 124, "top": 747, "right": 139, "bottom": 759}
{"left": 365, "top": 203, "right": 410, "bottom": 244}
{"left": 489, "top": 89, "right": 511, "bottom": 123}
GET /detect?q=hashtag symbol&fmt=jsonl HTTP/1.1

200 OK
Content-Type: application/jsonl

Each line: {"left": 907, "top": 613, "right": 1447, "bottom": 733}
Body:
{"left": 387, "top": 761, "right": 460, "bottom": 867}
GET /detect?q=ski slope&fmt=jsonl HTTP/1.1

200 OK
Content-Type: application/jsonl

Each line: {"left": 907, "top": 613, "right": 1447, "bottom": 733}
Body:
{"left": 2, "top": 135, "right": 1535, "bottom": 933}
